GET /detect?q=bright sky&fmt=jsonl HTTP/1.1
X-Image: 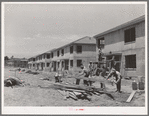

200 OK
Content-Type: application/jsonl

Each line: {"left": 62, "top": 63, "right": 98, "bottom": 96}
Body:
{"left": 3, "top": 3, "right": 145, "bottom": 58}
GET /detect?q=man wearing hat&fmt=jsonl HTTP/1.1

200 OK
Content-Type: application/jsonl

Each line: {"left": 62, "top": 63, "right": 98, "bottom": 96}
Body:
{"left": 106, "top": 67, "right": 122, "bottom": 93}
{"left": 54, "top": 72, "right": 62, "bottom": 83}
{"left": 76, "top": 65, "right": 91, "bottom": 86}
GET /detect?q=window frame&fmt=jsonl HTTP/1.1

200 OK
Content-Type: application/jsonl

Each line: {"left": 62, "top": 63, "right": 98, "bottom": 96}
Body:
{"left": 70, "top": 60, "right": 73, "bottom": 67}
{"left": 77, "top": 60, "right": 82, "bottom": 67}
{"left": 70, "top": 46, "right": 73, "bottom": 54}
{"left": 124, "top": 27, "right": 136, "bottom": 43}
{"left": 76, "top": 45, "right": 82, "bottom": 53}
{"left": 97, "top": 37, "right": 105, "bottom": 49}
{"left": 51, "top": 53, "right": 53, "bottom": 58}
{"left": 61, "top": 49, "right": 64, "bottom": 56}
{"left": 125, "top": 54, "right": 136, "bottom": 69}
{"left": 47, "top": 54, "right": 50, "bottom": 59}
{"left": 57, "top": 51, "right": 59, "bottom": 57}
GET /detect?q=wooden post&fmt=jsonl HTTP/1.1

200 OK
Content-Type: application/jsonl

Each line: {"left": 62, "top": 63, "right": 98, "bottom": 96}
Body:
{"left": 15, "top": 70, "right": 17, "bottom": 77}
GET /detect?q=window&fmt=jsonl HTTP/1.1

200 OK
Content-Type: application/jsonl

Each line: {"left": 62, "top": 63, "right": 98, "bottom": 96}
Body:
{"left": 124, "top": 27, "right": 135, "bottom": 43}
{"left": 70, "top": 60, "right": 73, "bottom": 67}
{"left": 51, "top": 53, "right": 53, "bottom": 58}
{"left": 46, "top": 63, "right": 50, "bottom": 67}
{"left": 57, "top": 51, "right": 59, "bottom": 57}
{"left": 47, "top": 54, "right": 50, "bottom": 59}
{"left": 33, "top": 58, "right": 35, "bottom": 61}
{"left": 98, "top": 37, "right": 104, "bottom": 49}
{"left": 70, "top": 46, "right": 73, "bottom": 54}
{"left": 77, "top": 45, "right": 82, "bottom": 53}
{"left": 58, "top": 62, "right": 60, "bottom": 68}
{"left": 77, "top": 60, "right": 82, "bottom": 67}
{"left": 61, "top": 49, "right": 64, "bottom": 56}
{"left": 125, "top": 55, "right": 136, "bottom": 68}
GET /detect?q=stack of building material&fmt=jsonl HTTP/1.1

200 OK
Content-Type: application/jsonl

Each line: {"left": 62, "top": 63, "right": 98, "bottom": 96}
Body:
{"left": 39, "top": 82, "right": 114, "bottom": 101}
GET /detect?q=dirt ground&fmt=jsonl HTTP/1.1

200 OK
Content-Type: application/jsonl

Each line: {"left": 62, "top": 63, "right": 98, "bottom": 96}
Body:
{"left": 4, "top": 67, "right": 145, "bottom": 106}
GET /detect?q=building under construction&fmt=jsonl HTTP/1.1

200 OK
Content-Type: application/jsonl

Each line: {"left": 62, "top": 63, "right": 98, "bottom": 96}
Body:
{"left": 94, "top": 15, "right": 145, "bottom": 78}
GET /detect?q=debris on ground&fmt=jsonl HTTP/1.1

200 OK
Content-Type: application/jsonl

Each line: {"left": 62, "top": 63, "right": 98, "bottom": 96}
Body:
{"left": 4, "top": 76, "right": 25, "bottom": 88}
{"left": 4, "top": 68, "right": 145, "bottom": 106}
{"left": 40, "top": 77, "right": 50, "bottom": 81}
{"left": 125, "top": 77, "right": 132, "bottom": 80}
{"left": 38, "top": 81, "right": 114, "bottom": 101}
{"left": 25, "top": 70, "right": 39, "bottom": 75}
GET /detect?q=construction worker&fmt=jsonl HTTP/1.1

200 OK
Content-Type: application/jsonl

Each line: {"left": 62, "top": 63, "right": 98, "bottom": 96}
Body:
{"left": 77, "top": 65, "right": 92, "bottom": 86}
{"left": 88, "top": 61, "right": 93, "bottom": 70}
{"left": 106, "top": 67, "right": 122, "bottom": 93}
{"left": 54, "top": 72, "right": 62, "bottom": 83}
{"left": 88, "top": 61, "right": 94, "bottom": 85}
{"left": 98, "top": 48, "right": 103, "bottom": 61}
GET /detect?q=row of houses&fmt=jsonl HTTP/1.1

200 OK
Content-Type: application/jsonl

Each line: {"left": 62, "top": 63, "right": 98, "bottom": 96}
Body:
{"left": 28, "top": 15, "right": 145, "bottom": 77}
{"left": 28, "top": 36, "right": 96, "bottom": 72}
{"left": 5, "top": 57, "right": 28, "bottom": 68}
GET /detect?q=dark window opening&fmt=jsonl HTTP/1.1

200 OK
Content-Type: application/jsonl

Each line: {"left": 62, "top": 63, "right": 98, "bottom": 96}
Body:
{"left": 46, "top": 63, "right": 50, "bottom": 67}
{"left": 58, "top": 62, "right": 60, "bottom": 68}
{"left": 61, "top": 49, "right": 64, "bottom": 56}
{"left": 98, "top": 37, "right": 104, "bottom": 49}
{"left": 70, "top": 60, "right": 73, "bottom": 67}
{"left": 70, "top": 46, "right": 73, "bottom": 54}
{"left": 77, "top": 60, "right": 82, "bottom": 67}
{"left": 125, "top": 54, "right": 136, "bottom": 68}
{"left": 47, "top": 54, "right": 50, "bottom": 59}
{"left": 124, "top": 27, "right": 135, "bottom": 43}
{"left": 51, "top": 53, "right": 53, "bottom": 58}
{"left": 57, "top": 51, "right": 59, "bottom": 57}
{"left": 77, "top": 46, "right": 82, "bottom": 53}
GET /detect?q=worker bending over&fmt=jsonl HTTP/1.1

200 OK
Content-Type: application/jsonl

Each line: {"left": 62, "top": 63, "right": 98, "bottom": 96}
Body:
{"left": 106, "top": 67, "right": 122, "bottom": 93}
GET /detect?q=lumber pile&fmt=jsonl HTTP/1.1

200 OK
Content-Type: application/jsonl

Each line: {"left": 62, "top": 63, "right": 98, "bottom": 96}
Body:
{"left": 39, "top": 82, "right": 114, "bottom": 101}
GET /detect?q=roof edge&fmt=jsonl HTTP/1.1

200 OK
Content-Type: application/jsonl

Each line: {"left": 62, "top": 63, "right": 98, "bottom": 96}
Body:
{"left": 94, "top": 15, "right": 145, "bottom": 39}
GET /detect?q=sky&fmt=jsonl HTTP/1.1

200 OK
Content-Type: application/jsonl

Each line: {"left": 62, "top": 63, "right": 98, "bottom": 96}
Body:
{"left": 3, "top": 3, "right": 145, "bottom": 58}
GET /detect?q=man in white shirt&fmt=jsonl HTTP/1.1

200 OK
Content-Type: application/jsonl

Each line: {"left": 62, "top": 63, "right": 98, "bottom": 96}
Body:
{"left": 106, "top": 67, "right": 122, "bottom": 93}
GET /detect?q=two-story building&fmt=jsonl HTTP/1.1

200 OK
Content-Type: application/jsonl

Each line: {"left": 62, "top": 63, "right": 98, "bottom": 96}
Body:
{"left": 28, "top": 56, "right": 36, "bottom": 69}
{"left": 94, "top": 15, "right": 145, "bottom": 77}
{"left": 28, "top": 36, "right": 96, "bottom": 72}
{"left": 7, "top": 57, "right": 28, "bottom": 68}
{"left": 49, "top": 36, "right": 96, "bottom": 72}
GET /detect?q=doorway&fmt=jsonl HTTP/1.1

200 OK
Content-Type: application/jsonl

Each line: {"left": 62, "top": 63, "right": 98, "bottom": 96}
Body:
{"left": 65, "top": 60, "right": 69, "bottom": 70}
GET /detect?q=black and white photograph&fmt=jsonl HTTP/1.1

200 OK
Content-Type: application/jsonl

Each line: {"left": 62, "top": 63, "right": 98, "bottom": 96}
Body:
{"left": 2, "top": 2, "right": 147, "bottom": 115}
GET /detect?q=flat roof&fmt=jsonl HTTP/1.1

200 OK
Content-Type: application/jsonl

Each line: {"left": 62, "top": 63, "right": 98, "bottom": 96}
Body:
{"left": 94, "top": 15, "right": 145, "bottom": 39}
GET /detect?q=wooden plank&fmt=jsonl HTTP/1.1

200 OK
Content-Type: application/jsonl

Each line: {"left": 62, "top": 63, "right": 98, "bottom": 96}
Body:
{"left": 57, "top": 90, "right": 69, "bottom": 100}
{"left": 54, "top": 83, "right": 104, "bottom": 92}
{"left": 57, "top": 90, "right": 65, "bottom": 96}
{"left": 72, "top": 76, "right": 106, "bottom": 82}
{"left": 126, "top": 91, "right": 136, "bottom": 103}
{"left": 61, "top": 88, "right": 86, "bottom": 93}
{"left": 69, "top": 92, "right": 78, "bottom": 100}
{"left": 73, "top": 91, "right": 82, "bottom": 96}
